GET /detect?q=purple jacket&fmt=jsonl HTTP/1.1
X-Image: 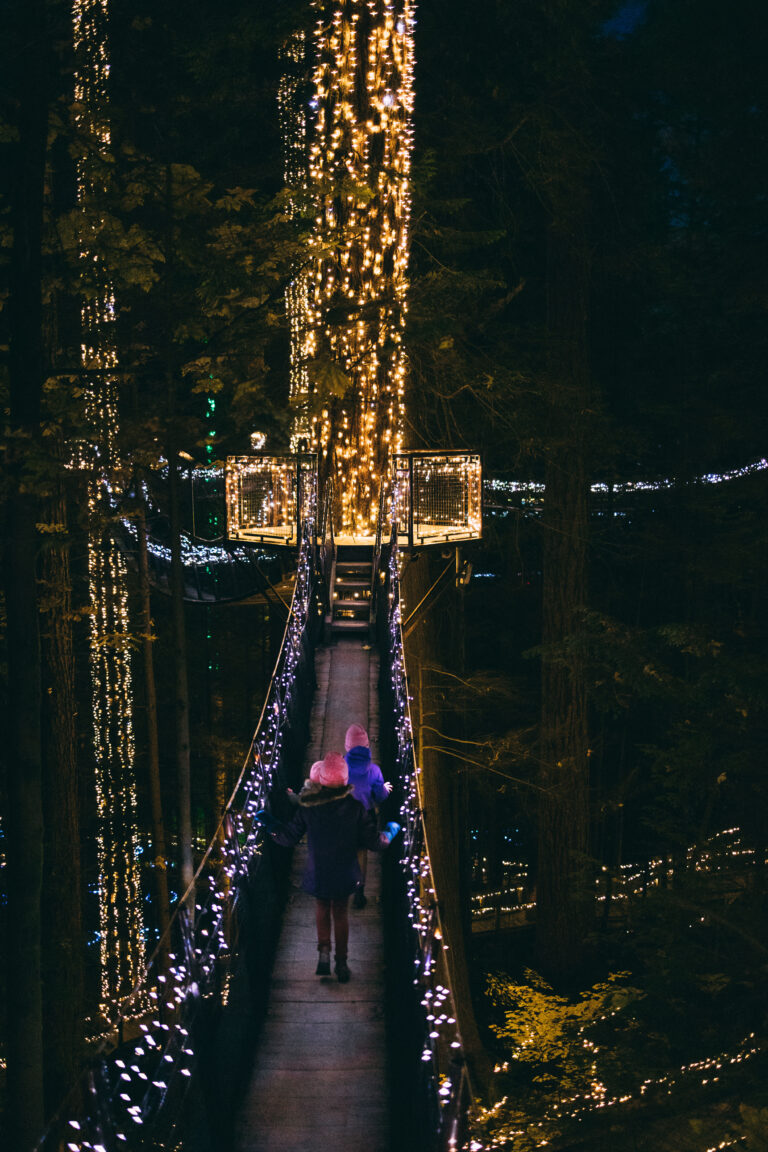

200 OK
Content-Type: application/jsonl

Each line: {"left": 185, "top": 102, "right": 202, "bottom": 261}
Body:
{"left": 272, "top": 780, "right": 387, "bottom": 899}
{"left": 345, "top": 746, "right": 388, "bottom": 812}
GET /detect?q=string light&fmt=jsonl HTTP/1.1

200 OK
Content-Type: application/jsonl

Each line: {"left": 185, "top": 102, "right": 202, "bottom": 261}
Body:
{"left": 383, "top": 501, "right": 472, "bottom": 1140}
{"left": 471, "top": 826, "right": 767, "bottom": 925}
{"left": 40, "top": 523, "right": 316, "bottom": 1150}
{"left": 486, "top": 456, "right": 768, "bottom": 515}
{"left": 72, "top": 0, "right": 145, "bottom": 1021}
{"left": 393, "top": 452, "right": 482, "bottom": 545}
{"left": 226, "top": 454, "right": 317, "bottom": 545}
{"left": 284, "top": 1, "right": 416, "bottom": 538}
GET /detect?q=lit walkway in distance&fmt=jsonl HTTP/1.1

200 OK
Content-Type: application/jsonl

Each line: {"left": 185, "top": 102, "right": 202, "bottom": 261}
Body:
{"left": 234, "top": 638, "right": 388, "bottom": 1152}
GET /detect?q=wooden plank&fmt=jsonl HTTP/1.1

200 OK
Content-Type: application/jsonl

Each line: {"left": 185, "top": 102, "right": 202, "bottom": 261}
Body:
{"left": 234, "top": 639, "right": 389, "bottom": 1152}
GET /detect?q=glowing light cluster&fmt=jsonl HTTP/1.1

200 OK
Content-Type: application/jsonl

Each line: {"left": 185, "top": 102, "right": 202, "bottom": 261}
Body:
{"left": 473, "top": 1032, "right": 761, "bottom": 1149}
{"left": 41, "top": 524, "right": 316, "bottom": 1150}
{"left": 226, "top": 454, "right": 317, "bottom": 545}
{"left": 279, "top": 30, "right": 313, "bottom": 445}
{"left": 121, "top": 516, "right": 277, "bottom": 569}
{"left": 393, "top": 451, "right": 483, "bottom": 546}
{"left": 471, "top": 825, "right": 765, "bottom": 924}
{"left": 486, "top": 455, "right": 768, "bottom": 509}
{"left": 383, "top": 509, "right": 472, "bottom": 1144}
{"left": 284, "top": 1, "right": 416, "bottom": 537}
{"left": 72, "top": 0, "right": 145, "bottom": 1020}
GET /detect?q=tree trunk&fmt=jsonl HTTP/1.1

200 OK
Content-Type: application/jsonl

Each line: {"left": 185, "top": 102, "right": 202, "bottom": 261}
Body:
{"left": 3, "top": 0, "right": 49, "bottom": 1142}
{"left": 405, "top": 554, "right": 492, "bottom": 1092}
{"left": 160, "top": 161, "right": 194, "bottom": 905}
{"left": 137, "top": 501, "right": 171, "bottom": 940}
{"left": 39, "top": 482, "right": 84, "bottom": 1113}
{"left": 168, "top": 447, "right": 195, "bottom": 903}
{"left": 536, "top": 212, "right": 592, "bottom": 979}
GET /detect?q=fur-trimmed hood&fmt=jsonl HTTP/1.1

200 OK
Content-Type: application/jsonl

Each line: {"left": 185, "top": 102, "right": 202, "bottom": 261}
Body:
{"left": 298, "top": 779, "right": 355, "bottom": 807}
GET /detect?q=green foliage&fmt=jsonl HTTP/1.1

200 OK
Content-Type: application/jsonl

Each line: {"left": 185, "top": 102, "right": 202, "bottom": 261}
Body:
{"left": 741, "top": 1105, "right": 768, "bottom": 1152}
{"left": 476, "top": 969, "right": 643, "bottom": 1149}
{"left": 487, "top": 968, "right": 642, "bottom": 1088}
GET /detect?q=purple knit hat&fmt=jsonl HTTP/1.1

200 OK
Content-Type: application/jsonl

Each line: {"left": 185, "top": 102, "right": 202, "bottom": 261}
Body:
{"left": 316, "top": 752, "right": 348, "bottom": 788}
{"left": 344, "top": 723, "right": 370, "bottom": 752}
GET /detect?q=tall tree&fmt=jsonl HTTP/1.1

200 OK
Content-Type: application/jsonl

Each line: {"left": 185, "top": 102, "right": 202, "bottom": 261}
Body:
{"left": 409, "top": 0, "right": 613, "bottom": 976}
{"left": 136, "top": 499, "right": 171, "bottom": 939}
{"left": 39, "top": 478, "right": 84, "bottom": 1111}
{"left": 2, "top": 0, "right": 51, "bottom": 1144}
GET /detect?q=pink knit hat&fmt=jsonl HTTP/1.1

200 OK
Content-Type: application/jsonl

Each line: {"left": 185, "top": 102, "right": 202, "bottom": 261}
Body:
{"left": 345, "top": 723, "right": 370, "bottom": 752}
{"left": 316, "top": 752, "right": 348, "bottom": 788}
{"left": 309, "top": 760, "right": 324, "bottom": 782}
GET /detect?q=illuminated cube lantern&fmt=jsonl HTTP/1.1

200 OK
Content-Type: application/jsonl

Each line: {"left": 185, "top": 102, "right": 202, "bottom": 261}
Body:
{"left": 226, "top": 454, "right": 317, "bottom": 546}
{"left": 393, "top": 452, "right": 482, "bottom": 547}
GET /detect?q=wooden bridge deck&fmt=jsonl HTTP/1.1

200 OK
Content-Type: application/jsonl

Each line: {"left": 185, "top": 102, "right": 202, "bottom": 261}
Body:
{"left": 234, "top": 637, "right": 389, "bottom": 1152}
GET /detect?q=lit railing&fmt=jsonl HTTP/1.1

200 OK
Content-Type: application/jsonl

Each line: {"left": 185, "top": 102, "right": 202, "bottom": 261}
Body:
{"left": 470, "top": 825, "right": 768, "bottom": 930}
{"left": 226, "top": 454, "right": 317, "bottom": 546}
{"left": 393, "top": 451, "right": 482, "bottom": 547}
{"left": 382, "top": 519, "right": 473, "bottom": 1149}
{"left": 36, "top": 523, "right": 318, "bottom": 1152}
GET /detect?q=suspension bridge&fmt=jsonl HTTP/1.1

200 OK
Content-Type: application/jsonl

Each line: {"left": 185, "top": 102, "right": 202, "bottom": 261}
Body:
{"left": 38, "top": 469, "right": 479, "bottom": 1152}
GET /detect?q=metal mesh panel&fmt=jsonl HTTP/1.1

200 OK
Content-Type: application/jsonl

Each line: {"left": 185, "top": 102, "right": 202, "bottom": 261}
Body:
{"left": 392, "top": 455, "right": 412, "bottom": 529}
{"left": 393, "top": 452, "right": 482, "bottom": 545}
{"left": 414, "top": 464, "right": 467, "bottom": 526}
{"left": 226, "top": 455, "right": 317, "bottom": 545}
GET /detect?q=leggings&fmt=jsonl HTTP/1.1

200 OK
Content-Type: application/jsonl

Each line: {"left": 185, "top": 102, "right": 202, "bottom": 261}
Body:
{"left": 315, "top": 897, "right": 350, "bottom": 959}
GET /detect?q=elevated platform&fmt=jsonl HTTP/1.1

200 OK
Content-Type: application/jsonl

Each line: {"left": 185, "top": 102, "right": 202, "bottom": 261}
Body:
{"left": 234, "top": 638, "right": 387, "bottom": 1152}
{"left": 225, "top": 450, "right": 482, "bottom": 549}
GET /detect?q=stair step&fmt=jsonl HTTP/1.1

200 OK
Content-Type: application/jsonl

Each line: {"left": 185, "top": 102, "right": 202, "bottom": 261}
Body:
{"left": 335, "top": 545, "right": 374, "bottom": 562}
{"left": 331, "top": 618, "right": 370, "bottom": 633}
{"left": 333, "top": 603, "right": 370, "bottom": 622}
{"left": 336, "top": 561, "right": 373, "bottom": 573}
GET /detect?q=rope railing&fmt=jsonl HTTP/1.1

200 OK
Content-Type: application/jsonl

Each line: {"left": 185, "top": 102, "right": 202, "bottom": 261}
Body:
{"left": 37, "top": 520, "right": 318, "bottom": 1152}
{"left": 382, "top": 522, "right": 473, "bottom": 1151}
{"left": 316, "top": 477, "right": 336, "bottom": 623}
{"left": 119, "top": 516, "right": 287, "bottom": 604}
{"left": 369, "top": 484, "right": 386, "bottom": 628}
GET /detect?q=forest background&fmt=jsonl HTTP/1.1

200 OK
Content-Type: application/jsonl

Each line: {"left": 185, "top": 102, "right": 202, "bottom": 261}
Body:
{"left": 1, "top": 1, "right": 768, "bottom": 1151}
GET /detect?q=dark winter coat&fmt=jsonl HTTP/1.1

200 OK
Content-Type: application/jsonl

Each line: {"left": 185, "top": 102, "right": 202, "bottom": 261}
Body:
{"left": 345, "top": 745, "right": 388, "bottom": 812}
{"left": 272, "top": 780, "right": 387, "bottom": 899}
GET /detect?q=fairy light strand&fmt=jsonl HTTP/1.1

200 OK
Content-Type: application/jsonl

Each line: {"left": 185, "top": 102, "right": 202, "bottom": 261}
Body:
{"left": 285, "top": 1, "right": 416, "bottom": 537}
{"left": 384, "top": 497, "right": 472, "bottom": 1144}
{"left": 39, "top": 524, "right": 316, "bottom": 1150}
{"left": 72, "top": 0, "right": 145, "bottom": 1020}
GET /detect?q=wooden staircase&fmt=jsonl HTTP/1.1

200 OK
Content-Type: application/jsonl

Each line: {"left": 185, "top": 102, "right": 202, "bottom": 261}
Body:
{"left": 328, "top": 546, "right": 373, "bottom": 638}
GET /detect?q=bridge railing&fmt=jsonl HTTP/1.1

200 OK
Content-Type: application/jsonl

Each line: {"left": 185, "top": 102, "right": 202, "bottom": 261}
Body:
{"left": 37, "top": 521, "right": 318, "bottom": 1152}
{"left": 380, "top": 522, "right": 473, "bottom": 1151}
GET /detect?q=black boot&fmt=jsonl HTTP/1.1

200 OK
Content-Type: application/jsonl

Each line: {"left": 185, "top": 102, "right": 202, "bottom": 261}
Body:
{"left": 316, "top": 946, "right": 331, "bottom": 976}
{"left": 335, "top": 956, "right": 351, "bottom": 983}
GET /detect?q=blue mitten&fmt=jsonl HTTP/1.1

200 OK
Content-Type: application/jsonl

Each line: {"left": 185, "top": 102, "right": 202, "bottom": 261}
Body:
{"left": 255, "top": 808, "right": 279, "bottom": 832}
{"left": 383, "top": 821, "right": 401, "bottom": 843}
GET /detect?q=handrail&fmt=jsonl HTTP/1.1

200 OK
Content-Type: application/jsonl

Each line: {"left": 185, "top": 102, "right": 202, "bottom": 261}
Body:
{"left": 36, "top": 519, "right": 318, "bottom": 1152}
{"left": 117, "top": 518, "right": 289, "bottom": 605}
{"left": 383, "top": 515, "right": 473, "bottom": 1150}
{"left": 369, "top": 483, "right": 386, "bottom": 626}
{"left": 317, "top": 478, "right": 336, "bottom": 628}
